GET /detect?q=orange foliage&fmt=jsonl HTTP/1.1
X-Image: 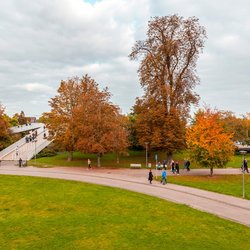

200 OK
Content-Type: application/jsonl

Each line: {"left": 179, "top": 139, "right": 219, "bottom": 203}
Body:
{"left": 0, "top": 104, "right": 11, "bottom": 150}
{"left": 47, "top": 75, "right": 128, "bottom": 164}
{"left": 133, "top": 97, "right": 186, "bottom": 156}
{"left": 129, "top": 15, "right": 206, "bottom": 157}
{"left": 186, "top": 109, "right": 234, "bottom": 174}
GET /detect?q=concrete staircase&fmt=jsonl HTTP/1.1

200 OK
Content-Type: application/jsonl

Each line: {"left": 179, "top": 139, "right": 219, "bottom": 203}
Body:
{"left": 0, "top": 123, "right": 52, "bottom": 161}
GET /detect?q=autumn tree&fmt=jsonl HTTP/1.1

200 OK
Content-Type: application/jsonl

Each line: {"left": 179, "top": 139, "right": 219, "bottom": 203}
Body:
{"left": 111, "top": 115, "right": 129, "bottom": 163}
{"left": 73, "top": 76, "right": 128, "bottom": 167}
{"left": 127, "top": 113, "right": 141, "bottom": 150}
{"left": 133, "top": 97, "right": 186, "bottom": 154}
{"left": 0, "top": 104, "right": 11, "bottom": 150}
{"left": 18, "top": 111, "right": 28, "bottom": 125}
{"left": 186, "top": 109, "right": 234, "bottom": 176}
{"left": 220, "top": 111, "right": 249, "bottom": 143}
{"left": 241, "top": 113, "right": 250, "bottom": 144}
{"left": 47, "top": 77, "right": 83, "bottom": 161}
{"left": 6, "top": 114, "right": 19, "bottom": 127}
{"left": 129, "top": 14, "right": 206, "bottom": 160}
{"left": 47, "top": 75, "right": 128, "bottom": 165}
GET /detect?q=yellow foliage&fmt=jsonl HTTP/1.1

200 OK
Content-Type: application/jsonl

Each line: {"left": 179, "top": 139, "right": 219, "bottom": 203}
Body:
{"left": 186, "top": 109, "right": 234, "bottom": 168}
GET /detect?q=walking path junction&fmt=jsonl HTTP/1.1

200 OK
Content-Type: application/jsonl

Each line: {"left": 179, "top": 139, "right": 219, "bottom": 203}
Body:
{"left": 0, "top": 164, "right": 249, "bottom": 227}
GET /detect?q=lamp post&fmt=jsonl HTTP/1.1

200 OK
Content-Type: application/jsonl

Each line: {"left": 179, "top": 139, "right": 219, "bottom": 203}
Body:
{"left": 145, "top": 142, "right": 149, "bottom": 168}
{"left": 240, "top": 150, "right": 247, "bottom": 198}
{"left": 34, "top": 139, "right": 37, "bottom": 164}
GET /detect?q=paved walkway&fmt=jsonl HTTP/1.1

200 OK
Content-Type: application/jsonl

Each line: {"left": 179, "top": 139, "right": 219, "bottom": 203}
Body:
{"left": 0, "top": 164, "right": 250, "bottom": 227}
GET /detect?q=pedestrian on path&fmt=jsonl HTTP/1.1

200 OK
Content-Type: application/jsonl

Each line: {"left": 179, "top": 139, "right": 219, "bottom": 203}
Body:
{"left": 148, "top": 169, "right": 153, "bottom": 184}
{"left": 18, "top": 158, "right": 22, "bottom": 168}
{"left": 87, "top": 159, "right": 91, "bottom": 169}
{"left": 163, "top": 159, "right": 167, "bottom": 168}
{"left": 175, "top": 161, "right": 180, "bottom": 175}
{"left": 161, "top": 168, "right": 167, "bottom": 185}
{"left": 186, "top": 160, "right": 190, "bottom": 171}
{"left": 171, "top": 160, "right": 175, "bottom": 174}
{"left": 242, "top": 159, "right": 249, "bottom": 173}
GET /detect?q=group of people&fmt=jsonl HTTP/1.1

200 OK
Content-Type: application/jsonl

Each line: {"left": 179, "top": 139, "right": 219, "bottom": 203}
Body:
{"left": 170, "top": 160, "right": 180, "bottom": 174}
{"left": 25, "top": 130, "right": 38, "bottom": 143}
{"left": 148, "top": 159, "right": 191, "bottom": 184}
{"left": 148, "top": 168, "right": 167, "bottom": 185}
{"left": 156, "top": 159, "right": 191, "bottom": 174}
{"left": 17, "top": 123, "right": 32, "bottom": 128}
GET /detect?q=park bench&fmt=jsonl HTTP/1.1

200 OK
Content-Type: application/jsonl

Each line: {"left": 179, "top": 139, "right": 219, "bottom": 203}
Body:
{"left": 130, "top": 163, "right": 142, "bottom": 169}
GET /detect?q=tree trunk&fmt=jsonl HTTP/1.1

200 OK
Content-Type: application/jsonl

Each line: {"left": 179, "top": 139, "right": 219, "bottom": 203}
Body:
{"left": 116, "top": 152, "right": 120, "bottom": 164}
{"left": 97, "top": 153, "right": 101, "bottom": 167}
{"left": 210, "top": 167, "right": 213, "bottom": 176}
{"left": 166, "top": 152, "right": 173, "bottom": 166}
{"left": 67, "top": 151, "right": 73, "bottom": 161}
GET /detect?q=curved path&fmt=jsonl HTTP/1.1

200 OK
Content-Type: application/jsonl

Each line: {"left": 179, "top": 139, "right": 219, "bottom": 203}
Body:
{"left": 0, "top": 165, "right": 250, "bottom": 227}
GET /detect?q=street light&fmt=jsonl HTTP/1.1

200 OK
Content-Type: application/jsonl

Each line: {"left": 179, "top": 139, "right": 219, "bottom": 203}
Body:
{"left": 34, "top": 139, "right": 37, "bottom": 164}
{"left": 145, "top": 142, "right": 149, "bottom": 168}
{"left": 240, "top": 150, "right": 247, "bottom": 198}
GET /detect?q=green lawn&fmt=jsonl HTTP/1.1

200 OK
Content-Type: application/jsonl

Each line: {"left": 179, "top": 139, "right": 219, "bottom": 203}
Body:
{"left": 29, "top": 150, "right": 247, "bottom": 169}
{"left": 167, "top": 175, "right": 250, "bottom": 199}
{"left": 0, "top": 175, "right": 249, "bottom": 249}
{"left": 29, "top": 151, "right": 147, "bottom": 168}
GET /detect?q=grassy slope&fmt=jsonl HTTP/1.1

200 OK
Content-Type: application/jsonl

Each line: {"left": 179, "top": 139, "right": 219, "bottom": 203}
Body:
{"left": 29, "top": 150, "right": 246, "bottom": 169}
{"left": 167, "top": 175, "right": 250, "bottom": 199}
{"left": 0, "top": 175, "right": 249, "bottom": 249}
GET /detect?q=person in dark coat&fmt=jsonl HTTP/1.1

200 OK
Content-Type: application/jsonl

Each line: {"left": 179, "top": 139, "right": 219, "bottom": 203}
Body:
{"left": 148, "top": 169, "right": 153, "bottom": 184}
{"left": 175, "top": 161, "right": 180, "bottom": 175}
{"left": 186, "top": 160, "right": 191, "bottom": 171}
{"left": 171, "top": 160, "right": 175, "bottom": 174}
{"left": 18, "top": 158, "right": 22, "bottom": 168}
{"left": 243, "top": 159, "right": 249, "bottom": 173}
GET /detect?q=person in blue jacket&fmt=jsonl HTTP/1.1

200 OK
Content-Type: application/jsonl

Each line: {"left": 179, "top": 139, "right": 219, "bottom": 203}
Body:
{"left": 161, "top": 168, "right": 167, "bottom": 185}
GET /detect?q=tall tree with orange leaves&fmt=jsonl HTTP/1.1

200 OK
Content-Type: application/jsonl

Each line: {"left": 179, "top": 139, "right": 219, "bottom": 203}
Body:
{"left": 47, "top": 76, "right": 84, "bottom": 161}
{"left": 0, "top": 103, "right": 11, "bottom": 150}
{"left": 186, "top": 109, "right": 234, "bottom": 176}
{"left": 73, "top": 78, "right": 128, "bottom": 167}
{"left": 129, "top": 15, "right": 206, "bottom": 160}
{"left": 111, "top": 115, "right": 129, "bottom": 164}
{"left": 47, "top": 75, "right": 128, "bottom": 165}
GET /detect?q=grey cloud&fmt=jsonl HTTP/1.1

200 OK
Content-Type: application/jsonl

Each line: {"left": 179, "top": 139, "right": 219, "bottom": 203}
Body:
{"left": 0, "top": 0, "right": 250, "bottom": 117}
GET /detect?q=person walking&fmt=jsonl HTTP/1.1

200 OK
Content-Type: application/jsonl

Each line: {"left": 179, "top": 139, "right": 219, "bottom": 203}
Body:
{"left": 163, "top": 159, "right": 167, "bottom": 168}
{"left": 18, "top": 158, "right": 22, "bottom": 168}
{"left": 157, "top": 161, "right": 162, "bottom": 170}
{"left": 186, "top": 160, "right": 191, "bottom": 171}
{"left": 175, "top": 161, "right": 180, "bottom": 175}
{"left": 148, "top": 169, "right": 153, "bottom": 184}
{"left": 87, "top": 159, "right": 91, "bottom": 169}
{"left": 171, "top": 160, "right": 175, "bottom": 174}
{"left": 161, "top": 168, "right": 167, "bottom": 185}
{"left": 243, "top": 159, "right": 249, "bottom": 173}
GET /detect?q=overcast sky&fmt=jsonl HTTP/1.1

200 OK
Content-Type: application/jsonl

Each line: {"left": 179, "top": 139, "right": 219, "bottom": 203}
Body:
{"left": 0, "top": 0, "right": 250, "bottom": 118}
